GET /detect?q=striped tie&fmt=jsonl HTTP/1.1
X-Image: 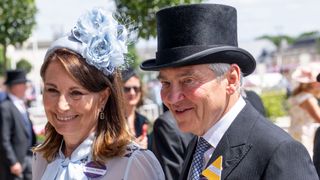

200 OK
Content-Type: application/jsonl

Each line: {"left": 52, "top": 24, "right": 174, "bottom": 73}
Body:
{"left": 190, "top": 137, "right": 212, "bottom": 180}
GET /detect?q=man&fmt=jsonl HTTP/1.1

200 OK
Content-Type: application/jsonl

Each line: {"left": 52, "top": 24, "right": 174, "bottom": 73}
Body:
{"left": 152, "top": 106, "right": 194, "bottom": 180}
{"left": 0, "top": 69, "right": 36, "bottom": 180}
{"left": 140, "top": 4, "right": 318, "bottom": 180}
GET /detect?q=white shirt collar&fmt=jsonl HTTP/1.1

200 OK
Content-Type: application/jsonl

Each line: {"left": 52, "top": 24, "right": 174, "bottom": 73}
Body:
{"left": 8, "top": 93, "right": 27, "bottom": 113}
{"left": 203, "top": 96, "right": 246, "bottom": 148}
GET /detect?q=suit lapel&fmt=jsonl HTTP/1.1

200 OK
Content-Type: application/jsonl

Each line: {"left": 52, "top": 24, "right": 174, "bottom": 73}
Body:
{"left": 205, "top": 104, "right": 257, "bottom": 179}
{"left": 179, "top": 136, "right": 197, "bottom": 180}
{"left": 207, "top": 137, "right": 252, "bottom": 179}
{"left": 9, "top": 100, "right": 30, "bottom": 138}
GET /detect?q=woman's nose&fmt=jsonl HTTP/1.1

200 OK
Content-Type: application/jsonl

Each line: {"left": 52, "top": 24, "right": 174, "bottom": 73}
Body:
{"left": 57, "top": 95, "right": 70, "bottom": 111}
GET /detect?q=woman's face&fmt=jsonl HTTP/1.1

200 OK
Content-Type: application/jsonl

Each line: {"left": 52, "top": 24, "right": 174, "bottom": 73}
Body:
{"left": 42, "top": 60, "right": 109, "bottom": 139}
{"left": 123, "top": 76, "right": 141, "bottom": 107}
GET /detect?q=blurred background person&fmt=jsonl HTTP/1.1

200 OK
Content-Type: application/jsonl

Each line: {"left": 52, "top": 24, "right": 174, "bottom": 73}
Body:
{"left": 121, "top": 67, "right": 150, "bottom": 149}
{"left": 313, "top": 72, "right": 320, "bottom": 177}
{"left": 243, "top": 90, "right": 266, "bottom": 117}
{"left": 152, "top": 104, "right": 194, "bottom": 180}
{"left": 0, "top": 69, "right": 36, "bottom": 180}
{"left": 288, "top": 62, "right": 320, "bottom": 157}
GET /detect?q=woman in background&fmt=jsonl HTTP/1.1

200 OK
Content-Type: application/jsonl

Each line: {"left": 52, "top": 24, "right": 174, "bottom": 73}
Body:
{"left": 288, "top": 62, "right": 320, "bottom": 157}
{"left": 121, "top": 68, "right": 150, "bottom": 149}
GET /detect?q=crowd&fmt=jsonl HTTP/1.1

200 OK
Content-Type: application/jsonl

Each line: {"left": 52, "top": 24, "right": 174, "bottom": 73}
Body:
{"left": 0, "top": 3, "right": 319, "bottom": 180}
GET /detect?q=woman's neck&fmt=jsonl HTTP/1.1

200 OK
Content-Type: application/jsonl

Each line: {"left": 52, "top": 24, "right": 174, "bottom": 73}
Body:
{"left": 62, "top": 131, "right": 93, "bottom": 157}
{"left": 125, "top": 105, "right": 136, "bottom": 119}
{"left": 126, "top": 105, "right": 137, "bottom": 135}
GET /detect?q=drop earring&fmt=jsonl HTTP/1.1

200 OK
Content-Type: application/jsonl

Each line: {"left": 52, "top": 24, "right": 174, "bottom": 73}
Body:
{"left": 99, "top": 108, "right": 105, "bottom": 120}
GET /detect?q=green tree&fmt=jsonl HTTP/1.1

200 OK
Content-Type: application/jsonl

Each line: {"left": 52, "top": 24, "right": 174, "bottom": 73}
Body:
{"left": 256, "top": 31, "right": 320, "bottom": 49}
{"left": 0, "top": 0, "right": 37, "bottom": 73}
{"left": 296, "top": 31, "right": 319, "bottom": 40}
{"left": 256, "top": 35, "right": 295, "bottom": 49}
{"left": 16, "top": 58, "right": 32, "bottom": 74}
{"left": 115, "top": 0, "right": 202, "bottom": 40}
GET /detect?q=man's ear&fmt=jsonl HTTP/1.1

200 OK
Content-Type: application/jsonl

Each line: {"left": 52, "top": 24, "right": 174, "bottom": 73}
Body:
{"left": 226, "top": 64, "right": 241, "bottom": 95}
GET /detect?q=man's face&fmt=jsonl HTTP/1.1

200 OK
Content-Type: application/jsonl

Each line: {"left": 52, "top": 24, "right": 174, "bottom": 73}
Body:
{"left": 10, "top": 83, "right": 27, "bottom": 99}
{"left": 158, "top": 64, "right": 230, "bottom": 136}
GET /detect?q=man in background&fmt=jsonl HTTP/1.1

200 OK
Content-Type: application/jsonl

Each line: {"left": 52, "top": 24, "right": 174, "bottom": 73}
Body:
{"left": 0, "top": 69, "right": 36, "bottom": 180}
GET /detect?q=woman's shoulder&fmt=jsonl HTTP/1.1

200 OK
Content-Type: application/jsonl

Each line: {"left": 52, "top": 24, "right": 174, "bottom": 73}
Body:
{"left": 123, "top": 142, "right": 153, "bottom": 159}
{"left": 135, "top": 112, "right": 149, "bottom": 123}
{"left": 289, "top": 92, "right": 314, "bottom": 105}
{"left": 32, "top": 151, "right": 48, "bottom": 180}
{"left": 101, "top": 142, "right": 164, "bottom": 180}
{"left": 121, "top": 142, "right": 165, "bottom": 179}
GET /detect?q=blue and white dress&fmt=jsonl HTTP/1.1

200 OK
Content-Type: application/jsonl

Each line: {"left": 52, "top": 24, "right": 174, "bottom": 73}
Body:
{"left": 32, "top": 134, "right": 164, "bottom": 180}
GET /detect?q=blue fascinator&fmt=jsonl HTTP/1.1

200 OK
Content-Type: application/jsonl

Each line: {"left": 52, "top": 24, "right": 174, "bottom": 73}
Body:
{"left": 45, "top": 8, "right": 134, "bottom": 76}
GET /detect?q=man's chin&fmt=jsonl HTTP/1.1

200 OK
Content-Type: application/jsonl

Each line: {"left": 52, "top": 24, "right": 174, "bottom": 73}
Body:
{"left": 176, "top": 120, "right": 193, "bottom": 133}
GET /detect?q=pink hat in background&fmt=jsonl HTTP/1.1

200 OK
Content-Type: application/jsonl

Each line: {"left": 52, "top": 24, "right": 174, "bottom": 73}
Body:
{"left": 291, "top": 62, "right": 320, "bottom": 83}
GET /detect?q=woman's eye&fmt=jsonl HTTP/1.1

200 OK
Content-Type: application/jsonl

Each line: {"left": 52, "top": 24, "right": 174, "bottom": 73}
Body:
{"left": 70, "top": 91, "right": 83, "bottom": 96}
{"left": 46, "top": 88, "right": 58, "bottom": 93}
{"left": 69, "top": 91, "right": 84, "bottom": 100}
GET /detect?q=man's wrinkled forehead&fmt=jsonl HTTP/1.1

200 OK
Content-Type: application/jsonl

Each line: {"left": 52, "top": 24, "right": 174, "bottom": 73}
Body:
{"left": 157, "top": 64, "right": 211, "bottom": 80}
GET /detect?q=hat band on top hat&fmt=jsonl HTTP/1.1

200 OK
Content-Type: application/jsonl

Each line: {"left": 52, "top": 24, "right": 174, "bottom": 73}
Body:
{"left": 156, "top": 45, "right": 219, "bottom": 65}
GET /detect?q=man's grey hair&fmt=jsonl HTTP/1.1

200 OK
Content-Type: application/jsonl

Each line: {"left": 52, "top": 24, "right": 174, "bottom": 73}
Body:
{"left": 208, "top": 63, "right": 244, "bottom": 95}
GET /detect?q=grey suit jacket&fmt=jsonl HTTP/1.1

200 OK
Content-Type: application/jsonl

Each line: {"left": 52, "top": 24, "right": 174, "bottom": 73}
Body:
{"left": 179, "top": 103, "right": 318, "bottom": 180}
{"left": 0, "top": 96, "right": 36, "bottom": 179}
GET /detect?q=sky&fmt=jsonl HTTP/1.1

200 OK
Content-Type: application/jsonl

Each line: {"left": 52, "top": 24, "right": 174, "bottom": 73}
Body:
{"left": 33, "top": 0, "right": 320, "bottom": 57}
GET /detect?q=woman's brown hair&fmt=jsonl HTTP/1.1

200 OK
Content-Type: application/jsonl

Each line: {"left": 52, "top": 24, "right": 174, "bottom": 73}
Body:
{"left": 34, "top": 49, "right": 132, "bottom": 162}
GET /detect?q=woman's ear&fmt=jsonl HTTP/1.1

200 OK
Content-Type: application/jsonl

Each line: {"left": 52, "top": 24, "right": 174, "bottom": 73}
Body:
{"left": 99, "top": 87, "right": 111, "bottom": 107}
{"left": 226, "top": 64, "right": 241, "bottom": 95}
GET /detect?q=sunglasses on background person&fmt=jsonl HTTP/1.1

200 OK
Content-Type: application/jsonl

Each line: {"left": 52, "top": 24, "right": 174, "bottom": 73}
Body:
{"left": 123, "top": 86, "right": 141, "bottom": 93}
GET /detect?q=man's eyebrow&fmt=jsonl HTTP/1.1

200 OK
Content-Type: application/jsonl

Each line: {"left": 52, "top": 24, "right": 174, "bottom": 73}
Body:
{"left": 44, "top": 83, "right": 56, "bottom": 87}
{"left": 158, "top": 71, "right": 195, "bottom": 80}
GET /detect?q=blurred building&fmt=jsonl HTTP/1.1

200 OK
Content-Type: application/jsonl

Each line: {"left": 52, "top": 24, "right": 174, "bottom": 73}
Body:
{"left": 269, "top": 34, "right": 320, "bottom": 73}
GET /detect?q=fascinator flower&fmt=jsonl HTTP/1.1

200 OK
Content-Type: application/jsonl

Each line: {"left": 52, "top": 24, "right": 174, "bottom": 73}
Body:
{"left": 71, "top": 8, "right": 129, "bottom": 75}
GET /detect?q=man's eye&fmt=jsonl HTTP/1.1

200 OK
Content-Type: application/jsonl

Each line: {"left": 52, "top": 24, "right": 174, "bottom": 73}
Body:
{"left": 183, "top": 78, "right": 193, "bottom": 84}
{"left": 161, "top": 81, "right": 170, "bottom": 88}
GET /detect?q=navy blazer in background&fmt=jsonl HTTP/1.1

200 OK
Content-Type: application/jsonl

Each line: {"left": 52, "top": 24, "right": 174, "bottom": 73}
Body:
{"left": 179, "top": 102, "right": 318, "bottom": 180}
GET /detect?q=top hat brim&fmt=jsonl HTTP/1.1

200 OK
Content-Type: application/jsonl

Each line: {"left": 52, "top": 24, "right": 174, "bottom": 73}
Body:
{"left": 140, "top": 46, "right": 256, "bottom": 76}
{"left": 4, "top": 78, "right": 28, "bottom": 86}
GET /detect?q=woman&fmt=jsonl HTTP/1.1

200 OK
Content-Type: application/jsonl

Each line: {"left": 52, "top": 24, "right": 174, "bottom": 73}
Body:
{"left": 32, "top": 8, "right": 164, "bottom": 180}
{"left": 288, "top": 62, "right": 320, "bottom": 157}
{"left": 121, "top": 68, "right": 150, "bottom": 149}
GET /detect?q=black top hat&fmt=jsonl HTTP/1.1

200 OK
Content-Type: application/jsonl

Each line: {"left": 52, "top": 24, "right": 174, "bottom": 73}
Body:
{"left": 4, "top": 69, "right": 28, "bottom": 86}
{"left": 121, "top": 67, "right": 137, "bottom": 82}
{"left": 140, "top": 4, "right": 256, "bottom": 76}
